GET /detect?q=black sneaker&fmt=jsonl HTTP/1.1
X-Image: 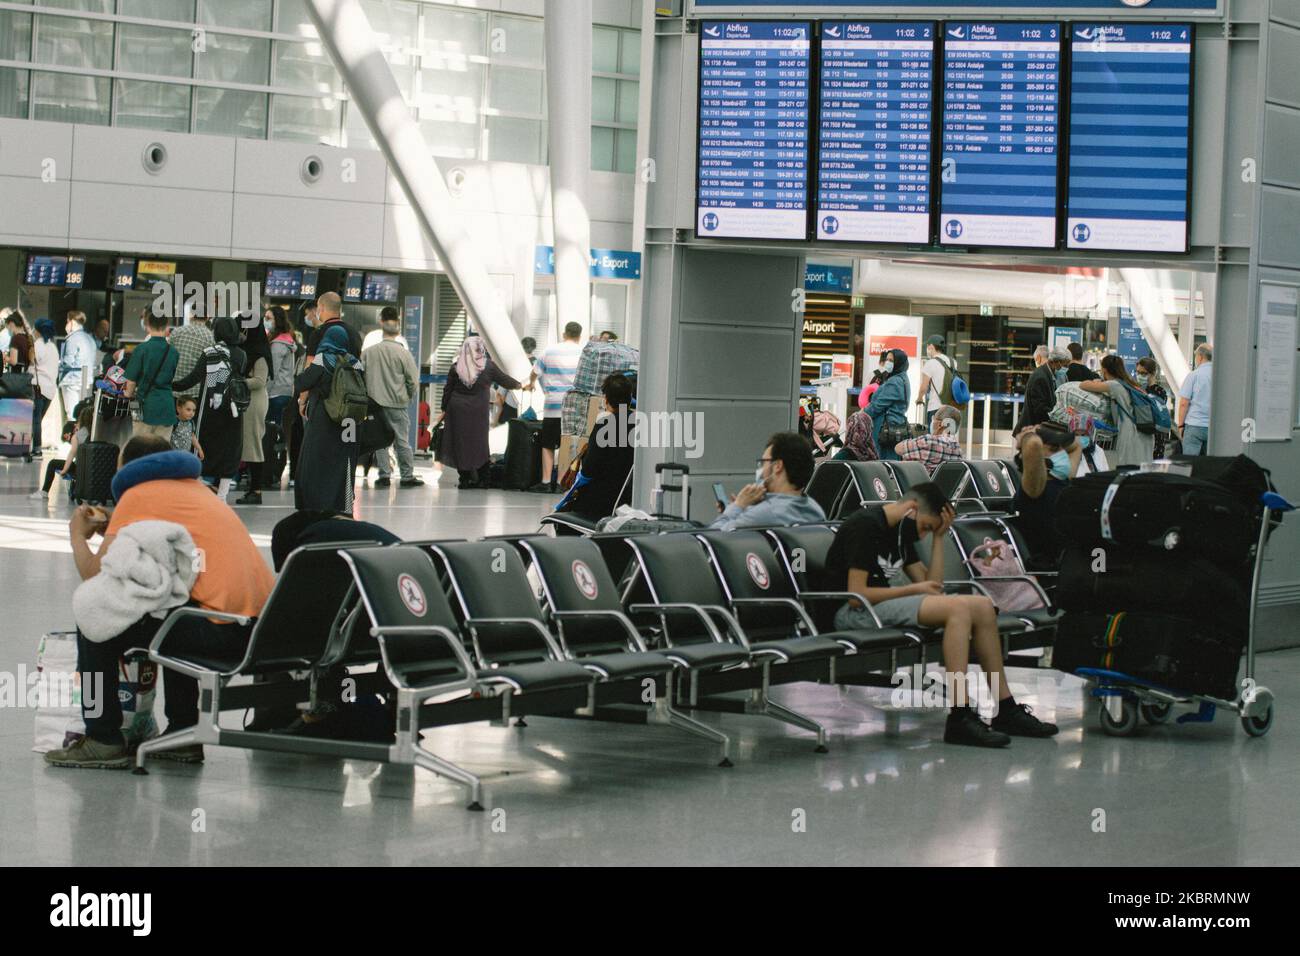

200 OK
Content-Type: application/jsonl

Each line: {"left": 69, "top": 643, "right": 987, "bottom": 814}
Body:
{"left": 943, "top": 709, "right": 1011, "bottom": 748}
{"left": 526, "top": 482, "right": 556, "bottom": 494}
{"left": 991, "top": 702, "right": 1059, "bottom": 737}
{"left": 399, "top": 476, "right": 424, "bottom": 488}
{"left": 235, "top": 491, "right": 262, "bottom": 505}
{"left": 374, "top": 477, "right": 391, "bottom": 488}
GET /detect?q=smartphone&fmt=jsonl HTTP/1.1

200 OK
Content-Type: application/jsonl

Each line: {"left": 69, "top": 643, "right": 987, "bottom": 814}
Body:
{"left": 712, "top": 482, "right": 728, "bottom": 509}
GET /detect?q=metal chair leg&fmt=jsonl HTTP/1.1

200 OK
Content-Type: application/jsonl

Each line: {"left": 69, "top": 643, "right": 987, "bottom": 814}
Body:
{"left": 132, "top": 726, "right": 199, "bottom": 774}
{"left": 656, "top": 699, "right": 733, "bottom": 767}
{"left": 413, "top": 748, "right": 485, "bottom": 811}
{"left": 746, "top": 687, "right": 829, "bottom": 752}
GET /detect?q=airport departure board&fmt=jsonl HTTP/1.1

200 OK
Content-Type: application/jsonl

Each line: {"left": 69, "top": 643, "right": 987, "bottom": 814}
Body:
{"left": 362, "top": 272, "right": 400, "bottom": 304}
{"left": 266, "top": 267, "right": 303, "bottom": 298}
{"left": 342, "top": 271, "right": 364, "bottom": 302}
{"left": 697, "top": 20, "right": 812, "bottom": 240}
{"left": 299, "top": 267, "right": 319, "bottom": 300}
{"left": 1066, "top": 24, "right": 1193, "bottom": 252}
{"left": 24, "top": 255, "right": 68, "bottom": 287}
{"left": 938, "top": 22, "right": 1062, "bottom": 248}
{"left": 816, "top": 21, "right": 935, "bottom": 244}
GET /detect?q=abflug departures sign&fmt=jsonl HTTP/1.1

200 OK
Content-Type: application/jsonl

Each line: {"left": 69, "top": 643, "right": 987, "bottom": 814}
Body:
{"left": 816, "top": 21, "right": 934, "bottom": 244}
{"left": 696, "top": 20, "right": 813, "bottom": 240}
{"left": 1066, "top": 23, "right": 1193, "bottom": 253}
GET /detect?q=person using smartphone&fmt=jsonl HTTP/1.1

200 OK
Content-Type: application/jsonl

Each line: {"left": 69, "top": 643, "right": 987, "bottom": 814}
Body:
{"left": 710, "top": 432, "right": 826, "bottom": 531}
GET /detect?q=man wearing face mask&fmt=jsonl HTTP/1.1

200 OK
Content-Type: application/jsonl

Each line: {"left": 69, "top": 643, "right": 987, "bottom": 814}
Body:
{"left": 1021, "top": 345, "right": 1070, "bottom": 430}
{"left": 710, "top": 432, "right": 826, "bottom": 530}
{"left": 916, "top": 335, "right": 956, "bottom": 428}
{"left": 1010, "top": 422, "right": 1081, "bottom": 571}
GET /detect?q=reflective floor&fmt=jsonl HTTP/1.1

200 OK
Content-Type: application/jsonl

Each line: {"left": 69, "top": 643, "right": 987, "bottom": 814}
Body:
{"left": 2, "top": 452, "right": 1298, "bottom": 867}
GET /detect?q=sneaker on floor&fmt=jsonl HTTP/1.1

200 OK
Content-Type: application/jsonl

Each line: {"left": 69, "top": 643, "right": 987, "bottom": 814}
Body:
{"left": 28, "top": 489, "right": 46, "bottom": 500}
{"left": 943, "top": 709, "right": 1011, "bottom": 748}
{"left": 148, "top": 743, "right": 205, "bottom": 764}
{"left": 526, "top": 482, "right": 556, "bottom": 494}
{"left": 374, "top": 476, "right": 391, "bottom": 488}
{"left": 44, "top": 736, "right": 130, "bottom": 770}
{"left": 399, "top": 476, "right": 425, "bottom": 488}
{"left": 990, "top": 701, "right": 1059, "bottom": 737}
{"left": 236, "top": 491, "right": 262, "bottom": 505}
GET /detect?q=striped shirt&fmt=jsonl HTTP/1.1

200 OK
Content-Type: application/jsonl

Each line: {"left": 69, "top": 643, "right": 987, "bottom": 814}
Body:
{"left": 895, "top": 433, "right": 964, "bottom": 474}
{"left": 534, "top": 340, "right": 583, "bottom": 419}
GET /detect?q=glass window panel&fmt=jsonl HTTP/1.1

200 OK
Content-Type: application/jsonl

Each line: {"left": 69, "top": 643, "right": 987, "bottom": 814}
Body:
{"left": 419, "top": 61, "right": 482, "bottom": 121}
{"left": 422, "top": 6, "right": 485, "bottom": 59}
{"left": 274, "top": 40, "right": 341, "bottom": 94}
{"left": 0, "top": 68, "right": 30, "bottom": 120}
{"left": 275, "top": 0, "right": 317, "bottom": 37}
{"left": 118, "top": 0, "right": 194, "bottom": 22}
{"left": 34, "top": 15, "right": 113, "bottom": 70}
{"left": 343, "top": 99, "right": 374, "bottom": 150}
{"left": 592, "top": 27, "right": 619, "bottom": 73}
{"left": 114, "top": 78, "right": 190, "bottom": 132}
{"left": 621, "top": 29, "right": 641, "bottom": 76}
{"left": 418, "top": 118, "right": 478, "bottom": 160}
{"left": 0, "top": 12, "right": 33, "bottom": 62}
{"left": 590, "top": 125, "right": 614, "bottom": 172}
{"left": 591, "top": 77, "right": 615, "bottom": 123}
{"left": 490, "top": 14, "right": 542, "bottom": 67}
{"left": 485, "top": 114, "right": 542, "bottom": 165}
{"left": 194, "top": 32, "right": 269, "bottom": 86}
{"left": 270, "top": 92, "right": 341, "bottom": 145}
{"left": 197, "top": 0, "right": 271, "bottom": 32}
{"left": 32, "top": 70, "right": 110, "bottom": 124}
{"left": 39, "top": 1, "right": 113, "bottom": 12}
{"left": 362, "top": 0, "right": 417, "bottom": 49}
{"left": 615, "top": 128, "right": 637, "bottom": 173}
{"left": 616, "top": 79, "right": 638, "bottom": 123}
{"left": 117, "top": 24, "right": 193, "bottom": 79}
{"left": 193, "top": 85, "right": 266, "bottom": 137}
{"left": 488, "top": 65, "right": 542, "bottom": 116}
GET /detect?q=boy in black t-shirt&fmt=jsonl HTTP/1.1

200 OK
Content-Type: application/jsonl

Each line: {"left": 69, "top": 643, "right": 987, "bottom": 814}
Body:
{"left": 827, "top": 482, "right": 1058, "bottom": 747}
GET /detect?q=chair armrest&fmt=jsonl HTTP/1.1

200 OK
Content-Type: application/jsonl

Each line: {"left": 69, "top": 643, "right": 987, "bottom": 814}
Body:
{"left": 464, "top": 616, "right": 566, "bottom": 662}
{"left": 797, "top": 590, "right": 884, "bottom": 628}
{"left": 373, "top": 624, "right": 482, "bottom": 697}
{"left": 627, "top": 602, "right": 730, "bottom": 647}
{"left": 148, "top": 606, "right": 254, "bottom": 679}
{"left": 550, "top": 608, "right": 648, "bottom": 653}
{"left": 730, "top": 597, "right": 817, "bottom": 635}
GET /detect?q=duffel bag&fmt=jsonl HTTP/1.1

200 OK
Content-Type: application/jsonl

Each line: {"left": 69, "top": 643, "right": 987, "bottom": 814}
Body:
{"left": 1056, "top": 544, "right": 1250, "bottom": 627}
{"left": 1170, "top": 454, "right": 1271, "bottom": 510}
{"left": 1055, "top": 470, "right": 1256, "bottom": 564}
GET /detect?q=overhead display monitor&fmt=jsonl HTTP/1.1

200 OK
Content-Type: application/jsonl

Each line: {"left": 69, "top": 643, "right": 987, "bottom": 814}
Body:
{"left": 65, "top": 257, "right": 86, "bottom": 289}
{"left": 1066, "top": 24, "right": 1193, "bottom": 253}
{"left": 265, "top": 267, "right": 303, "bottom": 298}
{"left": 938, "top": 22, "right": 1062, "bottom": 249}
{"left": 342, "top": 270, "right": 364, "bottom": 302}
{"left": 299, "top": 267, "right": 320, "bottom": 300}
{"left": 815, "top": 21, "right": 935, "bottom": 244}
{"left": 362, "top": 272, "right": 400, "bottom": 304}
{"left": 24, "top": 255, "right": 68, "bottom": 287}
{"left": 113, "top": 258, "right": 136, "bottom": 291}
{"left": 696, "top": 20, "right": 812, "bottom": 240}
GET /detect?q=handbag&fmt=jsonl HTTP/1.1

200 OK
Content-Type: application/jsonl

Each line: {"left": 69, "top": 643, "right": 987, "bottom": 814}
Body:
{"left": 878, "top": 419, "right": 910, "bottom": 450}
{"left": 0, "top": 370, "right": 34, "bottom": 401}
{"left": 965, "top": 538, "right": 1045, "bottom": 612}
{"left": 559, "top": 442, "right": 587, "bottom": 491}
{"left": 430, "top": 420, "right": 445, "bottom": 461}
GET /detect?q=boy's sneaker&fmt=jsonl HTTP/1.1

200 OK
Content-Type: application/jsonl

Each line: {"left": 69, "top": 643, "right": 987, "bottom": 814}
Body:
{"left": 943, "top": 708, "right": 1011, "bottom": 748}
{"left": 44, "top": 737, "right": 130, "bottom": 770}
{"left": 148, "top": 744, "right": 205, "bottom": 764}
{"left": 991, "top": 702, "right": 1059, "bottom": 737}
{"left": 399, "top": 476, "right": 424, "bottom": 488}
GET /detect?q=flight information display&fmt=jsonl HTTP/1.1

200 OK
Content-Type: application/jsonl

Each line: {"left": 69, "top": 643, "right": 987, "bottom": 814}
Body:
{"left": 697, "top": 20, "right": 812, "bottom": 240}
{"left": 362, "top": 272, "right": 399, "bottom": 304}
{"left": 266, "top": 267, "right": 303, "bottom": 298}
{"left": 816, "top": 22, "right": 934, "bottom": 244}
{"left": 24, "top": 255, "right": 68, "bottom": 287}
{"left": 65, "top": 257, "right": 85, "bottom": 289}
{"left": 939, "top": 22, "right": 1061, "bottom": 248}
{"left": 1066, "top": 24, "right": 1193, "bottom": 252}
{"left": 299, "top": 267, "right": 320, "bottom": 300}
{"left": 342, "top": 271, "right": 364, "bottom": 302}
{"left": 113, "top": 258, "right": 136, "bottom": 291}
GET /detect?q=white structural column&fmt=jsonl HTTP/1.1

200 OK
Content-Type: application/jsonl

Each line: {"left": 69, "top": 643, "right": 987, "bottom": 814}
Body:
{"left": 302, "top": 0, "right": 530, "bottom": 381}
{"left": 625, "top": 0, "right": 657, "bottom": 348}
{"left": 1118, "top": 267, "right": 1193, "bottom": 391}
{"left": 544, "top": 0, "right": 593, "bottom": 338}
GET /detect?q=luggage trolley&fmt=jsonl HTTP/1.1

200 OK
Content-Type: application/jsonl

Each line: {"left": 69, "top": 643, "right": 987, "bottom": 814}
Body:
{"left": 1078, "top": 490, "right": 1295, "bottom": 738}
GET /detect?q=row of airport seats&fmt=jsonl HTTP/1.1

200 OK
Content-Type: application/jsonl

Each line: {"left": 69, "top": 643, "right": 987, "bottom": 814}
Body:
{"left": 806, "top": 458, "right": 1022, "bottom": 521}
{"left": 134, "top": 519, "right": 1057, "bottom": 809}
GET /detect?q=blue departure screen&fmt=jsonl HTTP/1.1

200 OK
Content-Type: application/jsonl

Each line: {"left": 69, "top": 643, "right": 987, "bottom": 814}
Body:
{"left": 65, "top": 257, "right": 86, "bottom": 289}
{"left": 362, "top": 272, "right": 399, "bottom": 303}
{"left": 939, "top": 22, "right": 1061, "bottom": 248}
{"left": 697, "top": 20, "right": 812, "bottom": 240}
{"left": 24, "top": 255, "right": 67, "bottom": 287}
{"left": 1066, "top": 24, "right": 1192, "bottom": 252}
{"left": 342, "top": 271, "right": 364, "bottom": 303}
{"left": 299, "top": 267, "right": 319, "bottom": 300}
{"left": 816, "top": 21, "right": 935, "bottom": 244}
{"left": 266, "top": 267, "right": 303, "bottom": 298}
{"left": 113, "top": 259, "right": 136, "bottom": 291}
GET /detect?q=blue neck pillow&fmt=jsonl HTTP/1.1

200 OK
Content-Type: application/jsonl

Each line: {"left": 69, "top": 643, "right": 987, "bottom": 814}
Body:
{"left": 111, "top": 451, "right": 203, "bottom": 503}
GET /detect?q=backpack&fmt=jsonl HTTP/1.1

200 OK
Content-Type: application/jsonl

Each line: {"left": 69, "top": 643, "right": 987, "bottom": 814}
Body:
{"left": 1118, "top": 382, "right": 1170, "bottom": 435}
{"left": 932, "top": 354, "right": 970, "bottom": 405}
{"left": 323, "top": 359, "right": 370, "bottom": 425}
{"left": 226, "top": 375, "right": 251, "bottom": 418}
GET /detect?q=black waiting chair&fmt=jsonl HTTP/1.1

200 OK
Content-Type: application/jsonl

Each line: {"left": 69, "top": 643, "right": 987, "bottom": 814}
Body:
{"left": 883, "top": 459, "right": 933, "bottom": 495}
{"left": 964, "top": 459, "right": 1017, "bottom": 513}
{"left": 538, "top": 468, "right": 634, "bottom": 537}
{"left": 931, "top": 460, "right": 974, "bottom": 501}
{"left": 840, "top": 461, "right": 902, "bottom": 516}
{"left": 805, "top": 460, "right": 853, "bottom": 517}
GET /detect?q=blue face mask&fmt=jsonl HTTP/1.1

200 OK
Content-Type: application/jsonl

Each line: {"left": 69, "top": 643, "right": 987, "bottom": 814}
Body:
{"left": 883, "top": 361, "right": 895, "bottom": 374}
{"left": 1048, "top": 450, "right": 1072, "bottom": 481}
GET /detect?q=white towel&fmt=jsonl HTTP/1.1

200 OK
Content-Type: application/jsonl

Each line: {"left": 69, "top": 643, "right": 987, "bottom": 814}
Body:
{"left": 73, "top": 520, "right": 199, "bottom": 642}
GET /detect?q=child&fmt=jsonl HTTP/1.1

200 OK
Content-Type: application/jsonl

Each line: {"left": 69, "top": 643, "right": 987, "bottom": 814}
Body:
{"left": 31, "top": 407, "right": 92, "bottom": 499}
{"left": 171, "top": 396, "right": 204, "bottom": 460}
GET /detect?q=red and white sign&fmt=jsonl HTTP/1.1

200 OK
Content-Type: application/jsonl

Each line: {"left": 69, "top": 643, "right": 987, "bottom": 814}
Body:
{"left": 571, "top": 560, "right": 599, "bottom": 600}
{"left": 745, "top": 552, "right": 770, "bottom": 590}
{"left": 872, "top": 477, "right": 889, "bottom": 500}
{"left": 397, "top": 574, "right": 427, "bottom": 617}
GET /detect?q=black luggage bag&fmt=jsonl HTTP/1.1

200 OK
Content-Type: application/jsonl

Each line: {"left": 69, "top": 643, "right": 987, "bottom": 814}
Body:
{"left": 502, "top": 418, "right": 543, "bottom": 490}
{"left": 1054, "top": 610, "right": 1243, "bottom": 701}
{"left": 1055, "top": 470, "right": 1256, "bottom": 564}
{"left": 1171, "top": 454, "right": 1271, "bottom": 509}
{"left": 73, "top": 392, "right": 119, "bottom": 505}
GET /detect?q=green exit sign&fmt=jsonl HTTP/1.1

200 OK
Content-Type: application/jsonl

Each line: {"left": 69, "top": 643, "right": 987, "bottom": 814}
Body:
{"left": 851, "top": 295, "right": 865, "bottom": 309}
{"left": 979, "top": 302, "right": 994, "bottom": 316}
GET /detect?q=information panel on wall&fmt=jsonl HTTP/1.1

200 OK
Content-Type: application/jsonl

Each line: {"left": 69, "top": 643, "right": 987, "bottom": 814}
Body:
{"left": 939, "top": 22, "right": 1061, "bottom": 249}
{"left": 815, "top": 21, "right": 935, "bottom": 244}
{"left": 1066, "top": 24, "right": 1192, "bottom": 253}
{"left": 696, "top": 20, "right": 812, "bottom": 240}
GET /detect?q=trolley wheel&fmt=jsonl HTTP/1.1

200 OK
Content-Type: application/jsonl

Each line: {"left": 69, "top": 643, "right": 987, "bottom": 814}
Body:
{"left": 1241, "top": 702, "right": 1274, "bottom": 738}
{"left": 1098, "top": 696, "right": 1139, "bottom": 736}
{"left": 1140, "top": 701, "right": 1172, "bottom": 725}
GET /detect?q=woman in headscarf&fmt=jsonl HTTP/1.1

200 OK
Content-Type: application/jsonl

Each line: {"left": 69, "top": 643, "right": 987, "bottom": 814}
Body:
{"left": 439, "top": 333, "right": 522, "bottom": 488}
{"left": 234, "top": 311, "right": 272, "bottom": 505}
{"left": 834, "top": 410, "right": 879, "bottom": 462}
{"left": 865, "top": 347, "right": 911, "bottom": 461}
{"left": 294, "top": 324, "right": 361, "bottom": 512}
{"left": 172, "top": 316, "right": 247, "bottom": 498}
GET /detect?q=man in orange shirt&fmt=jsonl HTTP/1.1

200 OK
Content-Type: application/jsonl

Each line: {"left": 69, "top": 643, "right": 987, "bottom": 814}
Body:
{"left": 46, "top": 435, "right": 275, "bottom": 770}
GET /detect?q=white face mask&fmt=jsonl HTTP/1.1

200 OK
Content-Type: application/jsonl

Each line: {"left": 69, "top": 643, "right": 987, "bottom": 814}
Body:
{"left": 883, "top": 361, "right": 895, "bottom": 374}
{"left": 755, "top": 466, "right": 766, "bottom": 484}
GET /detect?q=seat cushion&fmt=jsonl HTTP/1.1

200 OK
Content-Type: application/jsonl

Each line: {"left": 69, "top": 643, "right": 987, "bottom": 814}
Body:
{"left": 1013, "top": 607, "right": 1062, "bottom": 630}
{"left": 659, "top": 642, "right": 750, "bottom": 671}
{"left": 748, "top": 635, "right": 846, "bottom": 663}
{"left": 578, "top": 651, "right": 672, "bottom": 680}
{"left": 477, "top": 660, "right": 595, "bottom": 692}
{"left": 822, "top": 628, "right": 920, "bottom": 652}
{"left": 996, "top": 613, "right": 1031, "bottom": 633}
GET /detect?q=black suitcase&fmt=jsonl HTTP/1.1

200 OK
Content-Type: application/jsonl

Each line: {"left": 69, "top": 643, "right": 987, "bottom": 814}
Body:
{"left": 1053, "top": 610, "right": 1243, "bottom": 700}
{"left": 1171, "top": 454, "right": 1271, "bottom": 510}
{"left": 1055, "top": 470, "right": 1256, "bottom": 564}
{"left": 73, "top": 392, "right": 119, "bottom": 505}
{"left": 502, "top": 418, "right": 542, "bottom": 490}
{"left": 1055, "top": 544, "right": 1250, "bottom": 628}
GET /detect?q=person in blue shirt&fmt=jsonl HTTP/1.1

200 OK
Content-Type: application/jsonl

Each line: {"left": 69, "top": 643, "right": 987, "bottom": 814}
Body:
{"left": 866, "top": 347, "right": 911, "bottom": 461}
{"left": 711, "top": 431, "right": 826, "bottom": 531}
{"left": 57, "top": 310, "right": 99, "bottom": 424}
{"left": 1177, "top": 343, "right": 1213, "bottom": 456}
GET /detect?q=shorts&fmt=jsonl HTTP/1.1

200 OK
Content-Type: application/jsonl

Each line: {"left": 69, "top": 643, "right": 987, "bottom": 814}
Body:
{"left": 834, "top": 594, "right": 926, "bottom": 630}
{"left": 540, "top": 416, "right": 562, "bottom": 450}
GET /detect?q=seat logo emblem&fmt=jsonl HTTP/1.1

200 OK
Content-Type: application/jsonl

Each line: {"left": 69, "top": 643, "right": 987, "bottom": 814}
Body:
{"left": 745, "top": 552, "right": 770, "bottom": 590}
{"left": 572, "top": 560, "right": 599, "bottom": 600}
{"left": 987, "top": 473, "right": 1000, "bottom": 492}
{"left": 397, "top": 574, "right": 427, "bottom": 617}
{"left": 873, "top": 477, "right": 888, "bottom": 499}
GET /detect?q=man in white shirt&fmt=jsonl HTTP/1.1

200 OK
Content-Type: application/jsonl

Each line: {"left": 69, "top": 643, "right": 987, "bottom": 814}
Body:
{"left": 528, "top": 322, "right": 584, "bottom": 492}
{"left": 916, "top": 334, "right": 956, "bottom": 427}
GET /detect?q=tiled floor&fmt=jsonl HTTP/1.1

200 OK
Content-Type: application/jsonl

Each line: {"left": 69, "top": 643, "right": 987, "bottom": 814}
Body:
{"left": 1, "top": 451, "right": 1298, "bottom": 866}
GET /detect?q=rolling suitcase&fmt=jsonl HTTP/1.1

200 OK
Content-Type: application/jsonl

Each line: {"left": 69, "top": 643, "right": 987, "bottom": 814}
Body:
{"left": 1054, "top": 610, "right": 1243, "bottom": 701}
{"left": 1055, "top": 470, "right": 1255, "bottom": 564}
{"left": 73, "top": 391, "right": 120, "bottom": 505}
{"left": 503, "top": 418, "right": 543, "bottom": 490}
{"left": 0, "top": 371, "right": 35, "bottom": 462}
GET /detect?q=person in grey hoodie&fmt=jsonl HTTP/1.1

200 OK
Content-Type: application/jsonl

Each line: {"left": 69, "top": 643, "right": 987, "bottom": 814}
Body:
{"left": 711, "top": 431, "right": 826, "bottom": 531}
{"left": 363, "top": 307, "right": 423, "bottom": 488}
